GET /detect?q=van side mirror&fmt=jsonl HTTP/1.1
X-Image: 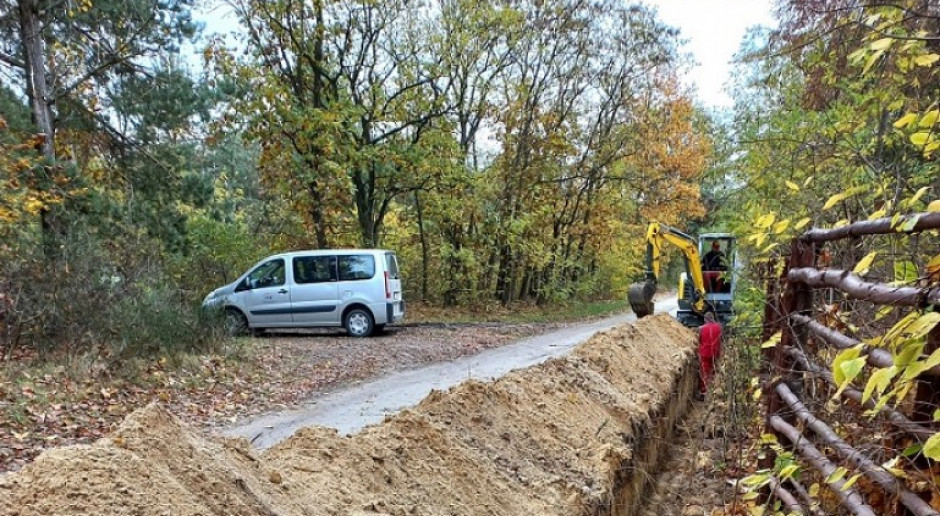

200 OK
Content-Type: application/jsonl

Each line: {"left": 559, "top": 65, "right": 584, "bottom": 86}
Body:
{"left": 235, "top": 278, "right": 252, "bottom": 293}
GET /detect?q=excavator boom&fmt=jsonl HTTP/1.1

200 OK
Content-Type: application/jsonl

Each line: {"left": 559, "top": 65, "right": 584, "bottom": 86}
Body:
{"left": 628, "top": 223, "right": 708, "bottom": 319}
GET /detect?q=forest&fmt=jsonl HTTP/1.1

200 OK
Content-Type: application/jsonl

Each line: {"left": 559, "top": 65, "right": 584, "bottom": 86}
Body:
{"left": 1, "top": 0, "right": 712, "bottom": 357}
{"left": 0, "top": 0, "right": 937, "bottom": 357}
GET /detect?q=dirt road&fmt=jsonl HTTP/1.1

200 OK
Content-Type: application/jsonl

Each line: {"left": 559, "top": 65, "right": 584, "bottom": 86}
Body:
{"left": 224, "top": 297, "right": 678, "bottom": 448}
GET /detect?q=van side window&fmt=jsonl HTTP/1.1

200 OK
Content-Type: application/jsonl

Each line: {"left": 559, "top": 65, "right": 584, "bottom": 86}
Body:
{"left": 337, "top": 255, "right": 375, "bottom": 281}
{"left": 293, "top": 256, "right": 337, "bottom": 284}
{"left": 248, "top": 259, "right": 285, "bottom": 288}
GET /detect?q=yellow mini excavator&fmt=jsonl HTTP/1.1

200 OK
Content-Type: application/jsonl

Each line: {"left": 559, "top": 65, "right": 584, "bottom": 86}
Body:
{"left": 627, "top": 223, "right": 735, "bottom": 327}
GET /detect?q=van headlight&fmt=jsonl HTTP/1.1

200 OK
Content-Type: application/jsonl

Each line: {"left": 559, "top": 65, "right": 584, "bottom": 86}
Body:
{"left": 202, "top": 288, "right": 224, "bottom": 307}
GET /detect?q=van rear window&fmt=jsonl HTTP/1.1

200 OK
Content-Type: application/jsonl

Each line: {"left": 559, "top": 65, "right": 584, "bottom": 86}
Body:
{"left": 384, "top": 253, "right": 400, "bottom": 279}
{"left": 338, "top": 255, "right": 375, "bottom": 281}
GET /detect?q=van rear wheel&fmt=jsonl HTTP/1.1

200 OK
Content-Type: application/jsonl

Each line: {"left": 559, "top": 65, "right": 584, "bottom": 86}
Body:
{"left": 344, "top": 308, "right": 375, "bottom": 338}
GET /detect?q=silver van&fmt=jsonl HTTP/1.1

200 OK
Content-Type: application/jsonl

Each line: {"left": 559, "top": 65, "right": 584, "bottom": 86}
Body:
{"left": 203, "top": 249, "right": 404, "bottom": 337}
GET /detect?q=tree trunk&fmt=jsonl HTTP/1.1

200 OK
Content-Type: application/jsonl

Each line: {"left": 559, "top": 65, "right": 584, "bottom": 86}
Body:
{"left": 19, "top": 0, "right": 62, "bottom": 256}
{"left": 19, "top": 0, "right": 54, "bottom": 160}
{"left": 307, "top": 179, "right": 329, "bottom": 248}
{"left": 414, "top": 190, "right": 429, "bottom": 301}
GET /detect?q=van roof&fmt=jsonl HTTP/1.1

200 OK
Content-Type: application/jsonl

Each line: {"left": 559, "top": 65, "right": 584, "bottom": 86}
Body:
{"left": 274, "top": 249, "right": 395, "bottom": 258}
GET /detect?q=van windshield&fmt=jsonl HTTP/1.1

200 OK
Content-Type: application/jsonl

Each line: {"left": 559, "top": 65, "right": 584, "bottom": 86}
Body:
{"left": 385, "top": 253, "right": 400, "bottom": 279}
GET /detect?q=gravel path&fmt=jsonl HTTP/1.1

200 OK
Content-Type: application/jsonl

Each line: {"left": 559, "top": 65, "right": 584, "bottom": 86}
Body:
{"left": 224, "top": 297, "right": 678, "bottom": 447}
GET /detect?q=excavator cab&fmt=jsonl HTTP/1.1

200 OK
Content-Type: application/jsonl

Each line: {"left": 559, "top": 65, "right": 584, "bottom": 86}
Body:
{"left": 678, "top": 234, "right": 735, "bottom": 327}
{"left": 628, "top": 223, "right": 736, "bottom": 328}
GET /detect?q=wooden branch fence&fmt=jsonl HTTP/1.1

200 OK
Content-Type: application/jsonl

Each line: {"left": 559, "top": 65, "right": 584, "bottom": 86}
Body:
{"left": 761, "top": 211, "right": 940, "bottom": 515}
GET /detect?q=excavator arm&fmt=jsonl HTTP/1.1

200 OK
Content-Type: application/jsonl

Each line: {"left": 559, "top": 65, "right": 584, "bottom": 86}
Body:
{"left": 627, "top": 222, "right": 707, "bottom": 318}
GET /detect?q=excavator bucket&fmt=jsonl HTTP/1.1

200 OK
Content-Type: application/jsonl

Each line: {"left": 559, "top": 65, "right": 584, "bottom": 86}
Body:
{"left": 627, "top": 280, "right": 656, "bottom": 318}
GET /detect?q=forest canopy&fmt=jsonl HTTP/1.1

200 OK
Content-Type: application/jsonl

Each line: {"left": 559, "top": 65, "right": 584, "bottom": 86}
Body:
{"left": 0, "top": 0, "right": 711, "bottom": 357}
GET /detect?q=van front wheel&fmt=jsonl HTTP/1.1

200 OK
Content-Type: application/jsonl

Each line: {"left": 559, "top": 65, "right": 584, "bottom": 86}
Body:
{"left": 344, "top": 308, "right": 374, "bottom": 338}
{"left": 223, "top": 308, "right": 249, "bottom": 336}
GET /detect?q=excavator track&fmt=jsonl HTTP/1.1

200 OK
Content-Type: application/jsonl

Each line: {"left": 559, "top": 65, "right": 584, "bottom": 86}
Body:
{"left": 627, "top": 280, "right": 656, "bottom": 318}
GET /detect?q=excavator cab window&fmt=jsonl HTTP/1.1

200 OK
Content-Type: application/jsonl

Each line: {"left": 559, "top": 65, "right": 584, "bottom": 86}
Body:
{"left": 701, "top": 237, "right": 733, "bottom": 294}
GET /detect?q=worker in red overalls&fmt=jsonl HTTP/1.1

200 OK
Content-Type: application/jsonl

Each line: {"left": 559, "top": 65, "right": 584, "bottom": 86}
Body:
{"left": 698, "top": 311, "right": 723, "bottom": 397}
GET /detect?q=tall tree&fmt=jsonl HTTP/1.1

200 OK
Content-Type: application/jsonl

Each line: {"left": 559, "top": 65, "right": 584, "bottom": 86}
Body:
{"left": 0, "top": 0, "right": 198, "bottom": 246}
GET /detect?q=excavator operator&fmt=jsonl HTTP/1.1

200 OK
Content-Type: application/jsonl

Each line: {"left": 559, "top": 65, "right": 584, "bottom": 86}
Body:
{"left": 702, "top": 241, "right": 726, "bottom": 293}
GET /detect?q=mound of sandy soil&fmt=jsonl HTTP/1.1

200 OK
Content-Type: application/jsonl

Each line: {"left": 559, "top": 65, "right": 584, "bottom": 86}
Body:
{"left": 0, "top": 315, "right": 696, "bottom": 516}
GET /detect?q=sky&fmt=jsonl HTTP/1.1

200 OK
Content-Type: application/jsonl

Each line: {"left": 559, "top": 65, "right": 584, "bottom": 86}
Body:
{"left": 641, "top": 0, "right": 777, "bottom": 108}
{"left": 194, "top": 1, "right": 777, "bottom": 110}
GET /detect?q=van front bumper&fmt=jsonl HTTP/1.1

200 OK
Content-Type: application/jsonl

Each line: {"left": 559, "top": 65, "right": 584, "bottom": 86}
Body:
{"left": 386, "top": 300, "right": 405, "bottom": 324}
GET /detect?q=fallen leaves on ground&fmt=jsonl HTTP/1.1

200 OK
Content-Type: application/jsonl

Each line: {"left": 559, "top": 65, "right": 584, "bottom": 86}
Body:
{"left": 0, "top": 322, "right": 561, "bottom": 473}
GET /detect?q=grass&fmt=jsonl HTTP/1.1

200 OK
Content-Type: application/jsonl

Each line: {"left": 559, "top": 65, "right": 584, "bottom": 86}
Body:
{"left": 406, "top": 299, "right": 631, "bottom": 324}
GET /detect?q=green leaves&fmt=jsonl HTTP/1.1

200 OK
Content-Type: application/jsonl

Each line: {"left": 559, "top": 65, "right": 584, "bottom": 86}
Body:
{"left": 833, "top": 346, "right": 866, "bottom": 397}
{"left": 861, "top": 366, "right": 897, "bottom": 405}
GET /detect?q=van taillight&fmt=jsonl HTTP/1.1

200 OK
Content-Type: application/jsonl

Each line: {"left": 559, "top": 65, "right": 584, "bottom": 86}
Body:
{"left": 384, "top": 271, "right": 391, "bottom": 299}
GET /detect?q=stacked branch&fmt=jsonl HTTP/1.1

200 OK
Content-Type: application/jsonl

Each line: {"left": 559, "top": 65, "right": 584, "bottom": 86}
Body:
{"left": 800, "top": 212, "right": 940, "bottom": 242}
{"left": 769, "top": 415, "right": 877, "bottom": 516}
{"left": 776, "top": 383, "right": 939, "bottom": 516}
{"left": 790, "top": 314, "right": 940, "bottom": 377}
{"left": 784, "top": 346, "right": 933, "bottom": 438}
{"left": 787, "top": 269, "right": 940, "bottom": 307}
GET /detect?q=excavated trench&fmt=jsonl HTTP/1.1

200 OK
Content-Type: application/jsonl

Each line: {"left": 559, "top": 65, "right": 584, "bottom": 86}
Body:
{"left": 0, "top": 314, "right": 698, "bottom": 516}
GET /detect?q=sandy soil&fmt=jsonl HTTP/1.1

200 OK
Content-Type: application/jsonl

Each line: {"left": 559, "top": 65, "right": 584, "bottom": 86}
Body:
{"left": 0, "top": 315, "right": 697, "bottom": 516}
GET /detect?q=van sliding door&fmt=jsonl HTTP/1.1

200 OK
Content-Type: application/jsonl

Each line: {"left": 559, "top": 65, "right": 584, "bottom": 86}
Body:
{"left": 290, "top": 255, "right": 340, "bottom": 325}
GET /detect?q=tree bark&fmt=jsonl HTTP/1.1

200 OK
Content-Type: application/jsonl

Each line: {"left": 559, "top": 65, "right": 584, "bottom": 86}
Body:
{"left": 787, "top": 268, "right": 940, "bottom": 306}
{"left": 19, "top": 0, "right": 54, "bottom": 160}
{"left": 801, "top": 212, "right": 940, "bottom": 242}
{"left": 414, "top": 190, "right": 428, "bottom": 301}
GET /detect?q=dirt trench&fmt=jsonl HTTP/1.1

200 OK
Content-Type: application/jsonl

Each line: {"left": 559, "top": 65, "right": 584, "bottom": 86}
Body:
{"left": 0, "top": 314, "right": 699, "bottom": 516}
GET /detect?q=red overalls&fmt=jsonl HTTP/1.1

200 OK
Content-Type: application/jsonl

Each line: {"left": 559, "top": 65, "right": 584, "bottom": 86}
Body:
{"left": 698, "top": 322, "right": 722, "bottom": 394}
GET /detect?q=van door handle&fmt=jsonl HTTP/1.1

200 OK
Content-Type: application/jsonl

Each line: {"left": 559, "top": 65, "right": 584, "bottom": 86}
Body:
{"left": 278, "top": 288, "right": 289, "bottom": 294}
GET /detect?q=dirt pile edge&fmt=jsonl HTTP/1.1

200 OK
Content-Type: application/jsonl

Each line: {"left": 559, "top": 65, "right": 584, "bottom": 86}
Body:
{"left": 0, "top": 314, "right": 696, "bottom": 516}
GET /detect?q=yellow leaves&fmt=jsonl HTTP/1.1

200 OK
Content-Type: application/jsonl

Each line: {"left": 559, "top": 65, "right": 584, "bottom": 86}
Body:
{"left": 927, "top": 200, "right": 940, "bottom": 212}
{"left": 772, "top": 219, "right": 789, "bottom": 234}
{"left": 823, "top": 192, "right": 848, "bottom": 211}
{"left": 841, "top": 473, "right": 863, "bottom": 491}
{"left": 794, "top": 217, "right": 811, "bottom": 230}
{"left": 870, "top": 38, "right": 894, "bottom": 51}
{"left": 906, "top": 312, "right": 940, "bottom": 341}
{"left": 901, "top": 186, "right": 930, "bottom": 210}
{"left": 867, "top": 208, "right": 886, "bottom": 220}
{"left": 914, "top": 54, "right": 940, "bottom": 67}
{"left": 882, "top": 456, "right": 907, "bottom": 478}
{"left": 852, "top": 251, "right": 877, "bottom": 276}
{"left": 919, "top": 110, "right": 939, "bottom": 128}
{"left": 911, "top": 132, "right": 933, "bottom": 146}
{"left": 822, "top": 186, "right": 868, "bottom": 211}
{"left": 825, "top": 466, "right": 848, "bottom": 484}
{"left": 785, "top": 180, "right": 800, "bottom": 192}
{"left": 924, "top": 432, "right": 940, "bottom": 461}
{"left": 778, "top": 464, "right": 800, "bottom": 480}
{"left": 894, "top": 112, "right": 918, "bottom": 129}
{"left": 863, "top": 50, "right": 886, "bottom": 73}
{"left": 747, "top": 232, "right": 768, "bottom": 248}
{"left": 927, "top": 254, "right": 940, "bottom": 281}
{"left": 761, "top": 331, "right": 781, "bottom": 349}
{"left": 755, "top": 213, "right": 776, "bottom": 229}
{"left": 23, "top": 197, "right": 46, "bottom": 216}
